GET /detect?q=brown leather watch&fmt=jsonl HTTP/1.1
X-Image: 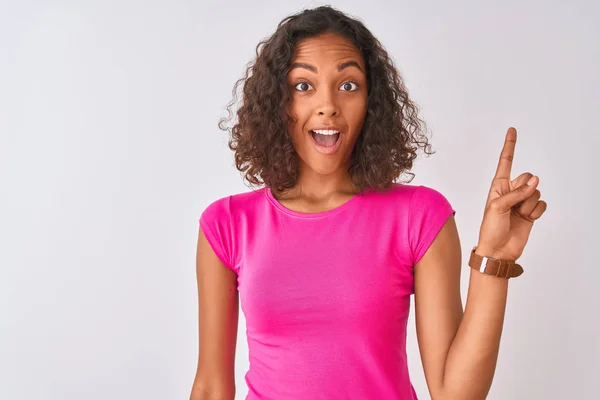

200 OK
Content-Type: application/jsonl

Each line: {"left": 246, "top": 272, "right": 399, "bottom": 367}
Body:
{"left": 468, "top": 246, "right": 524, "bottom": 279}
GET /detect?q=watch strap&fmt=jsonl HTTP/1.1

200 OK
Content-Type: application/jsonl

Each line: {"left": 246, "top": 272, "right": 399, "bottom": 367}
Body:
{"left": 468, "top": 246, "right": 524, "bottom": 279}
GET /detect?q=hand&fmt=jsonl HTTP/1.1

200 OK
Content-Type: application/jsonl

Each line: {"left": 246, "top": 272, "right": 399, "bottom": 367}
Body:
{"left": 476, "top": 127, "right": 547, "bottom": 261}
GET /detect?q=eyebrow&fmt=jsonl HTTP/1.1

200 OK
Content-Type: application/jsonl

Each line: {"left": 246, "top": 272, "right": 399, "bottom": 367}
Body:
{"left": 289, "top": 60, "right": 364, "bottom": 73}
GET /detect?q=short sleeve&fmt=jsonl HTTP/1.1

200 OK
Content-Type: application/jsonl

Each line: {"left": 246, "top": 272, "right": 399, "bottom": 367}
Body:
{"left": 408, "top": 185, "right": 456, "bottom": 266}
{"left": 199, "top": 196, "right": 236, "bottom": 273}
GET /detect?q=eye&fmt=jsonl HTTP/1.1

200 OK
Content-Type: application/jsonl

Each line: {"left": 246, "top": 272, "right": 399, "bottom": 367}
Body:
{"left": 294, "top": 82, "right": 313, "bottom": 92}
{"left": 340, "top": 81, "right": 359, "bottom": 91}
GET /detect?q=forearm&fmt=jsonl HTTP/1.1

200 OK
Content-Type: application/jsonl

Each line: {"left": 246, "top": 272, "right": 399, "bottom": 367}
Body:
{"left": 439, "top": 259, "right": 510, "bottom": 399}
{"left": 189, "top": 383, "right": 235, "bottom": 400}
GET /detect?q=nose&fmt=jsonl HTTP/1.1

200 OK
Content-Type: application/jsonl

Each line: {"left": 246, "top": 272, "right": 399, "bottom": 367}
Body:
{"left": 315, "top": 89, "right": 339, "bottom": 117}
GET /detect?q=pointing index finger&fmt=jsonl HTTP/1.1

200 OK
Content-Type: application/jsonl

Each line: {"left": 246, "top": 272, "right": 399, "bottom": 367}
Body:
{"left": 494, "top": 127, "right": 517, "bottom": 180}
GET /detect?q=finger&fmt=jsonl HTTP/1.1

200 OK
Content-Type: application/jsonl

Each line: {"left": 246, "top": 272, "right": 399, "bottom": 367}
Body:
{"left": 510, "top": 172, "right": 534, "bottom": 191}
{"left": 529, "top": 200, "right": 547, "bottom": 220}
{"left": 492, "top": 175, "right": 539, "bottom": 213}
{"left": 494, "top": 127, "right": 517, "bottom": 180}
{"left": 515, "top": 189, "right": 541, "bottom": 216}
{"left": 507, "top": 173, "right": 534, "bottom": 209}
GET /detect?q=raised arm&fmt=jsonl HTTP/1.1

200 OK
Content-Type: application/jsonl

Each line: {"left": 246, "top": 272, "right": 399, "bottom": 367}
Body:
{"left": 190, "top": 227, "right": 239, "bottom": 400}
{"left": 415, "top": 127, "right": 546, "bottom": 399}
{"left": 414, "top": 215, "right": 510, "bottom": 400}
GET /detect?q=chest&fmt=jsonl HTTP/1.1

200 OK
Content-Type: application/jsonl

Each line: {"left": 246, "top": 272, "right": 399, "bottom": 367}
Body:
{"left": 237, "top": 218, "right": 414, "bottom": 335}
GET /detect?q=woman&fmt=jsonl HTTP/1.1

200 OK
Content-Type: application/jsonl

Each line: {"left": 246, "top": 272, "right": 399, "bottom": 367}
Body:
{"left": 191, "top": 6, "right": 546, "bottom": 400}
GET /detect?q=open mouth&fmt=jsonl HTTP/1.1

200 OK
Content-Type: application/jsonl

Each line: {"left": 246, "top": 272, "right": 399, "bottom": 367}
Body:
{"left": 309, "top": 129, "right": 341, "bottom": 148}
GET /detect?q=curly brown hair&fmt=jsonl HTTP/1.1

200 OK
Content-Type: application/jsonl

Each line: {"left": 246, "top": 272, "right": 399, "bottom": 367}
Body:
{"left": 218, "top": 5, "right": 434, "bottom": 193}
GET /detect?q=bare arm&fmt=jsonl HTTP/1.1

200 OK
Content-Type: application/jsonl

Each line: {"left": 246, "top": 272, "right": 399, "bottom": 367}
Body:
{"left": 190, "top": 226, "right": 239, "bottom": 400}
{"left": 414, "top": 215, "right": 509, "bottom": 400}
{"left": 416, "top": 128, "right": 546, "bottom": 399}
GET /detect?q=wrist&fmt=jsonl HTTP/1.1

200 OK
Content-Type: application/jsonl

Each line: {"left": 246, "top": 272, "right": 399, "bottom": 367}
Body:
{"left": 474, "top": 245, "right": 512, "bottom": 261}
{"left": 470, "top": 245, "right": 524, "bottom": 278}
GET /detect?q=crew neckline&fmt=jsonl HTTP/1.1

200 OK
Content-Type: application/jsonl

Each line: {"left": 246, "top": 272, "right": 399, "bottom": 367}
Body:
{"left": 265, "top": 186, "right": 366, "bottom": 218}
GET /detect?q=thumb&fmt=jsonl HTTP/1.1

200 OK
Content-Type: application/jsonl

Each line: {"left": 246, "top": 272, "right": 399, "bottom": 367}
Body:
{"left": 493, "top": 175, "right": 538, "bottom": 213}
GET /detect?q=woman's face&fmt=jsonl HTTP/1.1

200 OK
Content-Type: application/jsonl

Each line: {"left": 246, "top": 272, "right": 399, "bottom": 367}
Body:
{"left": 286, "top": 32, "right": 368, "bottom": 177}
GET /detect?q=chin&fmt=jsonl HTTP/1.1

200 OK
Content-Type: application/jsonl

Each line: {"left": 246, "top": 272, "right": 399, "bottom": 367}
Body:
{"left": 294, "top": 133, "right": 355, "bottom": 176}
{"left": 303, "top": 156, "right": 347, "bottom": 176}
{"left": 309, "top": 165, "right": 340, "bottom": 176}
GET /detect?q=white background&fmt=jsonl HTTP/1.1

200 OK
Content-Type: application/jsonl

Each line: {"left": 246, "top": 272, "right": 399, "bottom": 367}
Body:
{"left": 1, "top": 0, "right": 598, "bottom": 399}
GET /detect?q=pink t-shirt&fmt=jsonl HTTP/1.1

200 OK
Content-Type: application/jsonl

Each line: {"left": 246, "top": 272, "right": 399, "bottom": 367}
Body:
{"left": 199, "top": 183, "right": 455, "bottom": 400}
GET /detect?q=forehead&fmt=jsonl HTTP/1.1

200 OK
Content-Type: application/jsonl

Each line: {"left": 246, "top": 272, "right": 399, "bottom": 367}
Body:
{"left": 291, "top": 32, "right": 364, "bottom": 67}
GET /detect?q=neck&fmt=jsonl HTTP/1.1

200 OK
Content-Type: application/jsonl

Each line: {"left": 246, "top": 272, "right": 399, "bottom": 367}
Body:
{"left": 279, "top": 163, "right": 359, "bottom": 200}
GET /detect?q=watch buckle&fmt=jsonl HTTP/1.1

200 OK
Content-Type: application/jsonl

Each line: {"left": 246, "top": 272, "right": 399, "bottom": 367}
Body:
{"left": 480, "top": 256, "right": 490, "bottom": 273}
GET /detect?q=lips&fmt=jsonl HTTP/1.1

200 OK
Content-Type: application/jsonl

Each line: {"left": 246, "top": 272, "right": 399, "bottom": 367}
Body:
{"left": 308, "top": 127, "right": 343, "bottom": 155}
{"left": 309, "top": 129, "right": 341, "bottom": 147}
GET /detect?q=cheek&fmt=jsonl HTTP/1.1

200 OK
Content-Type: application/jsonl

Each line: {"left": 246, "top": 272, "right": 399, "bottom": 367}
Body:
{"left": 288, "top": 121, "right": 303, "bottom": 144}
{"left": 287, "top": 99, "right": 310, "bottom": 136}
{"left": 288, "top": 96, "right": 310, "bottom": 117}
{"left": 344, "top": 97, "right": 368, "bottom": 130}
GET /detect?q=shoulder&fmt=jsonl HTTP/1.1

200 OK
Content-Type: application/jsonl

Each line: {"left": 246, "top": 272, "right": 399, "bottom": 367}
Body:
{"left": 372, "top": 183, "right": 450, "bottom": 207}
{"left": 404, "top": 184, "right": 455, "bottom": 265}
{"left": 389, "top": 183, "right": 454, "bottom": 224}
{"left": 201, "top": 187, "right": 267, "bottom": 221}
{"left": 360, "top": 184, "right": 453, "bottom": 227}
{"left": 406, "top": 184, "right": 452, "bottom": 210}
{"left": 229, "top": 187, "right": 268, "bottom": 210}
{"left": 357, "top": 183, "right": 450, "bottom": 215}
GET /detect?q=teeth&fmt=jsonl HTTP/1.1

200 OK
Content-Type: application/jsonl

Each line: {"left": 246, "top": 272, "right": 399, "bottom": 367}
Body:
{"left": 312, "top": 129, "right": 340, "bottom": 135}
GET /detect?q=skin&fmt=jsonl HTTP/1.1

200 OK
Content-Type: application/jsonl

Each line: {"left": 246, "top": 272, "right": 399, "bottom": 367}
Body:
{"left": 191, "top": 32, "right": 546, "bottom": 400}
{"left": 275, "top": 32, "right": 368, "bottom": 213}
{"left": 192, "top": 228, "right": 238, "bottom": 400}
